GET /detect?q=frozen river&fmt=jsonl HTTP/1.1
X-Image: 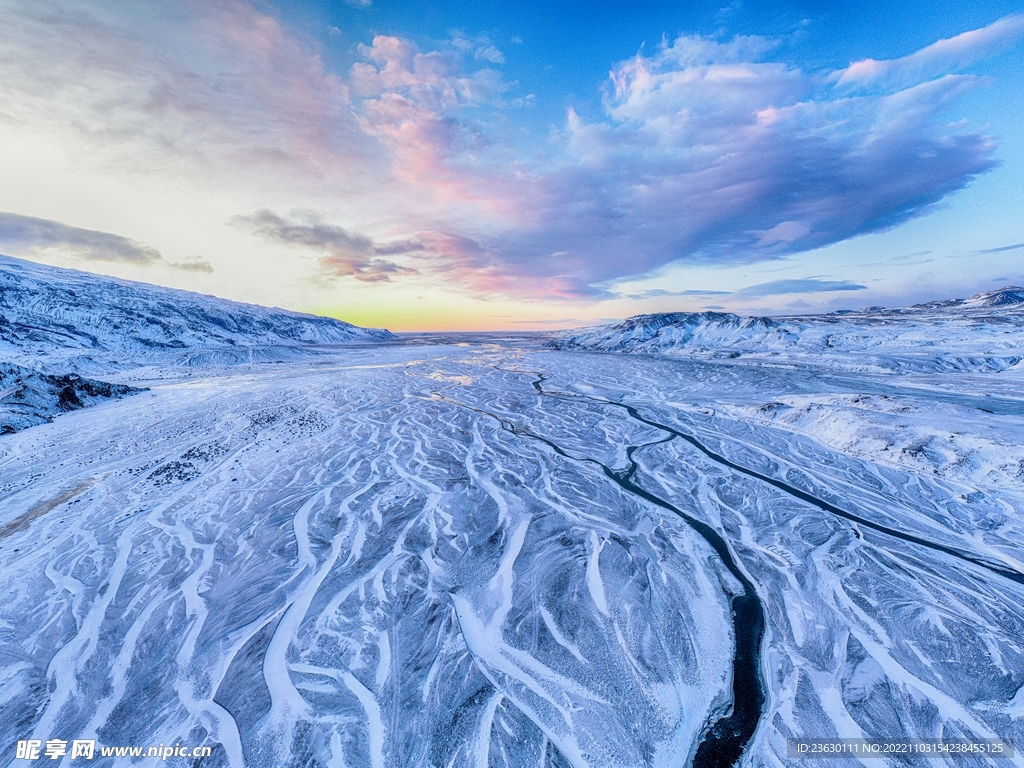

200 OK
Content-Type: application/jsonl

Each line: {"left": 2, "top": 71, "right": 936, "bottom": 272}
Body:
{"left": 2, "top": 338, "right": 1023, "bottom": 767}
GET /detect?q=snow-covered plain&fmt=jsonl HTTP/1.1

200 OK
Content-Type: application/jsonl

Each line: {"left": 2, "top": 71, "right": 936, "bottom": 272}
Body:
{"left": 2, "top": 267, "right": 1024, "bottom": 767}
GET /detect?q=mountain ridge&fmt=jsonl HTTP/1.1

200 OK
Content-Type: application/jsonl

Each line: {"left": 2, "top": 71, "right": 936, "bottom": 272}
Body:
{"left": 550, "top": 286, "right": 1024, "bottom": 374}
{"left": 0, "top": 254, "right": 394, "bottom": 373}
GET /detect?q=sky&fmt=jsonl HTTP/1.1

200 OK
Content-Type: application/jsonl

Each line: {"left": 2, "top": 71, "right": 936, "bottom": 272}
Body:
{"left": 1, "top": 0, "right": 1022, "bottom": 331}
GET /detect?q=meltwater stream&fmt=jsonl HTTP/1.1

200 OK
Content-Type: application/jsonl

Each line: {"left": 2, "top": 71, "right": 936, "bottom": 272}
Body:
{"left": 436, "top": 369, "right": 770, "bottom": 767}
{"left": 604, "top": 396, "right": 1024, "bottom": 589}
{"left": 524, "top": 375, "right": 768, "bottom": 768}
{"left": 5, "top": 328, "right": 1024, "bottom": 768}
{"left": 520, "top": 369, "right": 1024, "bottom": 763}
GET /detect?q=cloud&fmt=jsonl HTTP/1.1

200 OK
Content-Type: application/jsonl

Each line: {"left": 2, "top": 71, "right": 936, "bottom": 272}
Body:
{"left": 734, "top": 278, "right": 867, "bottom": 297}
{"left": 624, "top": 288, "right": 732, "bottom": 300}
{"left": 343, "top": 24, "right": 1009, "bottom": 300}
{"left": 623, "top": 280, "right": 865, "bottom": 300}
{"left": 373, "top": 239, "right": 426, "bottom": 255}
{"left": 475, "top": 45, "right": 505, "bottom": 64}
{"left": 0, "top": 212, "right": 162, "bottom": 263}
{"left": 756, "top": 221, "right": 811, "bottom": 247}
{"left": 351, "top": 35, "right": 507, "bottom": 106}
{"left": 320, "top": 255, "right": 418, "bottom": 282}
{"left": 169, "top": 258, "right": 214, "bottom": 273}
{"left": 232, "top": 209, "right": 417, "bottom": 282}
{"left": 523, "top": 34, "right": 999, "bottom": 286}
{"left": 835, "top": 14, "right": 1024, "bottom": 89}
{"left": 0, "top": 0, "right": 367, "bottom": 189}
{"left": 1, "top": 2, "right": 1017, "bottom": 304}
{"left": 977, "top": 242, "right": 1024, "bottom": 254}
{"left": 233, "top": 209, "right": 373, "bottom": 253}
{"left": 348, "top": 35, "right": 513, "bottom": 202}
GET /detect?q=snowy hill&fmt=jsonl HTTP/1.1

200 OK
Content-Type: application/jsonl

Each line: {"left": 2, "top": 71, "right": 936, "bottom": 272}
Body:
{"left": 551, "top": 287, "right": 1024, "bottom": 373}
{"left": 551, "top": 311, "right": 794, "bottom": 353}
{"left": 0, "top": 254, "right": 394, "bottom": 373}
{"left": 961, "top": 286, "right": 1024, "bottom": 308}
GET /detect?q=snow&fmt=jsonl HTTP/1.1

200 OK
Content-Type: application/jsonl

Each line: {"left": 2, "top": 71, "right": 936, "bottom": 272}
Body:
{"left": 550, "top": 287, "right": 1024, "bottom": 375}
{"left": 0, "top": 254, "right": 393, "bottom": 376}
{"left": 0, "top": 362, "right": 141, "bottom": 434}
{"left": 2, "top": 262, "right": 1023, "bottom": 766}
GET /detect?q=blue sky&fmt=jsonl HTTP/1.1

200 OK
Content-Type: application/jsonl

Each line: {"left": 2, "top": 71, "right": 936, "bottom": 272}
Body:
{"left": 0, "top": 0, "right": 1022, "bottom": 329}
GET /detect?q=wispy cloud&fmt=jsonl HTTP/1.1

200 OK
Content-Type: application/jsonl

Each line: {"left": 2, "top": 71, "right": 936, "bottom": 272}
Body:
{"left": 623, "top": 279, "right": 866, "bottom": 301}
{"left": 372, "top": 239, "right": 426, "bottom": 256}
{"left": 168, "top": 258, "right": 214, "bottom": 273}
{"left": 977, "top": 242, "right": 1024, "bottom": 254}
{"left": 232, "top": 209, "right": 418, "bottom": 282}
{"left": 834, "top": 14, "right": 1024, "bottom": 89}
{"left": 0, "top": 0, "right": 366, "bottom": 190}
{"left": 623, "top": 288, "right": 732, "bottom": 300}
{"left": 233, "top": 209, "right": 374, "bottom": 253}
{"left": 734, "top": 278, "right": 867, "bottom": 297}
{"left": 0, "top": 212, "right": 161, "bottom": 264}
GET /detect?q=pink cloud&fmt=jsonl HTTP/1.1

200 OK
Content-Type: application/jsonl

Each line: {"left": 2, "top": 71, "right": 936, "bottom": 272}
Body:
{"left": 1, "top": 0, "right": 367, "bottom": 185}
{"left": 4, "top": 2, "right": 1017, "bottom": 303}
{"left": 387, "top": 27, "right": 1004, "bottom": 299}
{"left": 349, "top": 36, "right": 531, "bottom": 221}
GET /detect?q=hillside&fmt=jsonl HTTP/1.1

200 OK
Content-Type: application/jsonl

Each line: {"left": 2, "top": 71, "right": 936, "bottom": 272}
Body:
{"left": 550, "top": 288, "right": 1024, "bottom": 374}
{"left": 0, "top": 254, "right": 394, "bottom": 374}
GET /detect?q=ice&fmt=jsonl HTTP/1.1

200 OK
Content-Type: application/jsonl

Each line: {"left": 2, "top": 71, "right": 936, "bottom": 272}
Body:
{"left": 2, "top": 262, "right": 1024, "bottom": 766}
